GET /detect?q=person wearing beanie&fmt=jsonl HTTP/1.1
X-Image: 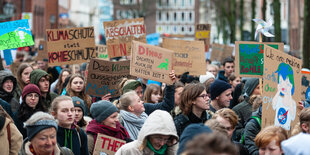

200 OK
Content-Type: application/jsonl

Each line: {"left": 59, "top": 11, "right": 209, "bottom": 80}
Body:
{"left": 86, "top": 100, "right": 130, "bottom": 154}
{"left": 209, "top": 79, "right": 233, "bottom": 113}
{"left": 116, "top": 110, "right": 179, "bottom": 155}
{"left": 14, "top": 84, "right": 46, "bottom": 138}
{"left": 232, "top": 78, "right": 260, "bottom": 142}
{"left": 177, "top": 123, "right": 212, "bottom": 155}
{"left": 30, "top": 69, "right": 58, "bottom": 110}
{"left": 51, "top": 96, "right": 89, "bottom": 155}
{"left": 0, "top": 70, "right": 20, "bottom": 113}
{"left": 72, "top": 96, "right": 91, "bottom": 130}
{"left": 199, "top": 71, "right": 215, "bottom": 84}
{"left": 20, "top": 111, "right": 73, "bottom": 155}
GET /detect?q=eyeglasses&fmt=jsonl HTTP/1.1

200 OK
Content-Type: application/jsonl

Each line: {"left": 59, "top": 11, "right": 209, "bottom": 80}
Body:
{"left": 149, "top": 135, "right": 179, "bottom": 146}
{"left": 198, "top": 94, "right": 208, "bottom": 99}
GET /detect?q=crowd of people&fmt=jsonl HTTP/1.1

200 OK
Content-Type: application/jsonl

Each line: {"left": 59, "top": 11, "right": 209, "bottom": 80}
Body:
{"left": 0, "top": 54, "right": 309, "bottom": 155}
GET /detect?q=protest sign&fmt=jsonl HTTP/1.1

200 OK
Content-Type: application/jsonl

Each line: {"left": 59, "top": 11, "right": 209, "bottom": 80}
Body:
{"left": 235, "top": 41, "right": 284, "bottom": 77}
{"left": 210, "top": 43, "right": 234, "bottom": 63}
{"left": 93, "top": 133, "right": 126, "bottom": 155}
{"left": 131, "top": 40, "right": 174, "bottom": 85}
{"left": 36, "top": 40, "right": 48, "bottom": 61}
{"left": 147, "top": 33, "right": 160, "bottom": 46}
{"left": 262, "top": 45, "right": 302, "bottom": 131}
{"left": 0, "top": 19, "right": 34, "bottom": 50}
{"left": 96, "top": 45, "right": 109, "bottom": 60}
{"left": 195, "top": 24, "right": 211, "bottom": 52}
{"left": 162, "top": 38, "right": 206, "bottom": 76}
{"left": 301, "top": 72, "right": 310, "bottom": 101}
{"left": 86, "top": 59, "right": 132, "bottom": 98}
{"left": 46, "top": 27, "right": 96, "bottom": 66}
{"left": 104, "top": 18, "right": 147, "bottom": 58}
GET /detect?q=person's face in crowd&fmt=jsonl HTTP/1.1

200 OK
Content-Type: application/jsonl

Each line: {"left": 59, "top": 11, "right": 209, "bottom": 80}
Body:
{"left": 38, "top": 60, "right": 47, "bottom": 70}
{"left": 61, "top": 71, "right": 70, "bottom": 83}
{"left": 216, "top": 116, "right": 234, "bottom": 139}
{"left": 30, "top": 127, "right": 57, "bottom": 155}
{"left": 149, "top": 134, "right": 171, "bottom": 150}
{"left": 230, "top": 77, "right": 241, "bottom": 90}
{"left": 22, "top": 66, "right": 33, "bottom": 84}
{"left": 151, "top": 90, "right": 162, "bottom": 103}
{"left": 130, "top": 94, "right": 145, "bottom": 115}
{"left": 25, "top": 93, "right": 39, "bottom": 109}
{"left": 38, "top": 76, "right": 50, "bottom": 93}
{"left": 54, "top": 100, "right": 75, "bottom": 129}
{"left": 217, "top": 88, "right": 233, "bottom": 108}
{"left": 252, "top": 84, "right": 262, "bottom": 96}
{"left": 135, "top": 86, "right": 143, "bottom": 100}
{"left": 74, "top": 107, "right": 83, "bottom": 122}
{"left": 207, "top": 66, "right": 218, "bottom": 77}
{"left": 259, "top": 139, "right": 282, "bottom": 155}
{"left": 2, "top": 79, "right": 13, "bottom": 93}
{"left": 174, "top": 87, "right": 184, "bottom": 106}
{"left": 71, "top": 77, "right": 84, "bottom": 93}
{"left": 101, "top": 112, "right": 119, "bottom": 128}
{"left": 193, "top": 90, "right": 210, "bottom": 111}
{"left": 224, "top": 62, "right": 234, "bottom": 77}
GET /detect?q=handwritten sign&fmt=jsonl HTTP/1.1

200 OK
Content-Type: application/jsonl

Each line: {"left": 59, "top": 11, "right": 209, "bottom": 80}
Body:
{"left": 262, "top": 45, "right": 302, "bottom": 131}
{"left": 0, "top": 19, "right": 34, "bottom": 50}
{"left": 86, "top": 59, "right": 132, "bottom": 98}
{"left": 36, "top": 40, "right": 48, "bottom": 61}
{"left": 235, "top": 41, "right": 284, "bottom": 77}
{"left": 210, "top": 43, "right": 234, "bottom": 62}
{"left": 162, "top": 38, "right": 206, "bottom": 76}
{"left": 93, "top": 133, "right": 126, "bottom": 155}
{"left": 46, "top": 27, "right": 96, "bottom": 66}
{"left": 131, "top": 40, "right": 174, "bottom": 85}
{"left": 195, "top": 24, "right": 211, "bottom": 52}
{"left": 301, "top": 72, "right": 310, "bottom": 101}
{"left": 104, "top": 18, "right": 147, "bottom": 58}
{"left": 96, "top": 45, "right": 109, "bottom": 60}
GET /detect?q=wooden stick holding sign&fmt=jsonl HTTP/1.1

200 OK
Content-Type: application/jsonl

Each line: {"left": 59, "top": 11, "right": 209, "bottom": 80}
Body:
{"left": 130, "top": 40, "right": 174, "bottom": 85}
{"left": 93, "top": 133, "right": 126, "bottom": 155}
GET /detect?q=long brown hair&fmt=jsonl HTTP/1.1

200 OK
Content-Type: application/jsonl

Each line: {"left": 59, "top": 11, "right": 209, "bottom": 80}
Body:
{"left": 17, "top": 63, "right": 33, "bottom": 90}
{"left": 143, "top": 84, "right": 162, "bottom": 103}
{"left": 180, "top": 83, "right": 206, "bottom": 115}
{"left": 66, "top": 74, "right": 92, "bottom": 110}
{"left": 55, "top": 68, "right": 71, "bottom": 95}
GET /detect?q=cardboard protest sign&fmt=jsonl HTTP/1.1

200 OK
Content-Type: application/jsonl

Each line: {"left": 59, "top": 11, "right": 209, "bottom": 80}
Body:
{"left": 93, "top": 133, "right": 126, "bottom": 155}
{"left": 301, "top": 72, "right": 310, "bottom": 101}
{"left": 36, "top": 40, "right": 48, "bottom": 61}
{"left": 96, "top": 45, "right": 109, "bottom": 60}
{"left": 195, "top": 24, "right": 211, "bottom": 52}
{"left": 131, "top": 40, "right": 174, "bottom": 85}
{"left": 86, "top": 59, "right": 132, "bottom": 98}
{"left": 0, "top": 19, "right": 34, "bottom": 50}
{"left": 162, "top": 38, "right": 206, "bottom": 76}
{"left": 104, "top": 18, "right": 147, "bottom": 58}
{"left": 235, "top": 41, "right": 284, "bottom": 77}
{"left": 210, "top": 43, "right": 234, "bottom": 63}
{"left": 262, "top": 45, "right": 302, "bottom": 131}
{"left": 46, "top": 27, "right": 96, "bottom": 66}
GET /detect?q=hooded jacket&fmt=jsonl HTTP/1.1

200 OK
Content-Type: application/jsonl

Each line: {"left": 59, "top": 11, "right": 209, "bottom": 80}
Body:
{"left": 216, "top": 70, "right": 229, "bottom": 83}
{"left": 0, "top": 71, "right": 20, "bottom": 113}
{"left": 30, "top": 69, "right": 58, "bottom": 110}
{"left": 116, "top": 110, "right": 179, "bottom": 155}
{"left": 232, "top": 78, "right": 259, "bottom": 141}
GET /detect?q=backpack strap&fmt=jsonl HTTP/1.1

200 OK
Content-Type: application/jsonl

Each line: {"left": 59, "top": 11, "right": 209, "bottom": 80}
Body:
{"left": 240, "top": 116, "right": 261, "bottom": 144}
{"left": 7, "top": 122, "right": 11, "bottom": 149}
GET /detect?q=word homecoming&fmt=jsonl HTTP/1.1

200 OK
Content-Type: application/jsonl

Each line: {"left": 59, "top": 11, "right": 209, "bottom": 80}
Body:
{"left": 47, "top": 28, "right": 94, "bottom": 41}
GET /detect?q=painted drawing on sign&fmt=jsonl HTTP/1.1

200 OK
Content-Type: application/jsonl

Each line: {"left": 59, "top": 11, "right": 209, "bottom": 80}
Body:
{"left": 157, "top": 59, "right": 169, "bottom": 70}
{"left": 272, "top": 63, "right": 296, "bottom": 130}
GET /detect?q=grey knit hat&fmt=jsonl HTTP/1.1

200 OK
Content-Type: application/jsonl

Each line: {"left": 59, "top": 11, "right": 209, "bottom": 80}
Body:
{"left": 72, "top": 96, "right": 88, "bottom": 116}
{"left": 90, "top": 100, "right": 118, "bottom": 123}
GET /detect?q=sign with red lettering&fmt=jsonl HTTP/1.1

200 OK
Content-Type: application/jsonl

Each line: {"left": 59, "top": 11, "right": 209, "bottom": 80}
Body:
{"left": 210, "top": 43, "right": 234, "bottom": 63}
{"left": 131, "top": 40, "right": 174, "bottom": 85}
{"left": 36, "top": 40, "right": 48, "bottom": 61}
{"left": 96, "top": 45, "right": 109, "bottom": 60}
{"left": 46, "top": 27, "right": 96, "bottom": 66}
{"left": 86, "top": 59, "right": 133, "bottom": 98}
{"left": 262, "top": 45, "right": 302, "bottom": 131}
{"left": 162, "top": 38, "right": 206, "bottom": 76}
{"left": 104, "top": 18, "right": 147, "bottom": 58}
{"left": 195, "top": 24, "right": 211, "bottom": 52}
{"left": 93, "top": 133, "right": 126, "bottom": 155}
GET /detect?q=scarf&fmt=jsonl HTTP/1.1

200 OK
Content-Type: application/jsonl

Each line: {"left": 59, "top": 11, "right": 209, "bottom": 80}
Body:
{"left": 86, "top": 120, "right": 129, "bottom": 142}
{"left": 147, "top": 139, "right": 167, "bottom": 155}
{"left": 0, "top": 89, "right": 13, "bottom": 103}
{"left": 119, "top": 110, "right": 148, "bottom": 140}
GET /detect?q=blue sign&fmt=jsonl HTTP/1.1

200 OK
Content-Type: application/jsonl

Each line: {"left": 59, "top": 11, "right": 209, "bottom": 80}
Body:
{"left": 147, "top": 33, "right": 160, "bottom": 46}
